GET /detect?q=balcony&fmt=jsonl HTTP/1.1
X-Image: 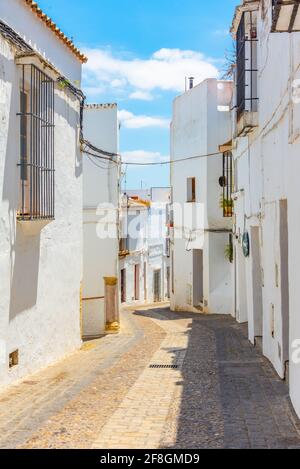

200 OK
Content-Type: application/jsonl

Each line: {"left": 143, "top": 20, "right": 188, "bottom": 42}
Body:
{"left": 272, "top": 0, "right": 300, "bottom": 33}
{"left": 236, "top": 10, "right": 259, "bottom": 136}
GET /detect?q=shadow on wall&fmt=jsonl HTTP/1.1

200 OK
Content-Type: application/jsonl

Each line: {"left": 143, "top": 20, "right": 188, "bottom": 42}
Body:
{"left": 133, "top": 308, "right": 300, "bottom": 449}
{"left": 54, "top": 92, "right": 82, "bottom": 180}
{"left": 1, "top": 52, "right": 41, "bottom": 322}
{"left": 9, "top": 226, "right": 40, "bottom": 321}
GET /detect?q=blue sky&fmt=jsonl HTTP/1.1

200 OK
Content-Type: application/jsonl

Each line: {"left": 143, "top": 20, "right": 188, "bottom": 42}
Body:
{"left": 38, "top": 0, "right": 237, "bottom": 190}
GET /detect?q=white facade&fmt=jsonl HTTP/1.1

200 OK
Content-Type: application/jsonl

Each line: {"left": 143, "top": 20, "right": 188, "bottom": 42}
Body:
{"left": 119, "top": 189, "right": 171, "bottom": 306}
{"left": 170, "top": 78, "right": 234, "bottom": 314}
{"left": 231, "top": 0, "right": 300, "bottom": 418}
{"left": 0, "top": 0, "right": 83, "bottom": 387}
{"left": 82, "top": 104, "right": 120, "bottom": 337}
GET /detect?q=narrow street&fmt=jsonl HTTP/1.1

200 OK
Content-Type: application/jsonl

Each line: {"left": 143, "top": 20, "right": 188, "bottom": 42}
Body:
{"left": 0, "top": 306, "right": 299, "bottom": 450}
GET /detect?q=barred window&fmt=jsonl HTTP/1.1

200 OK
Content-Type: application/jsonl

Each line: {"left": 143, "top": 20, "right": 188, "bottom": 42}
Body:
{"left": 236, "top": 11, "right": 258, "bottom": 118}
{"left": 18, "top": 64, "right": 55, "bottom": 221}
{"left": 222, "top": 151, "right": 233, "bottom": 218}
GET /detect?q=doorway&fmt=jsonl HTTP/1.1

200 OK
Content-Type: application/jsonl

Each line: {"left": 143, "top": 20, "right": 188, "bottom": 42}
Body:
{"left": 144, "top": 262, "right": 147, "bottom": 301}
{"left": 236, "top": 244, "right": 248, "bottom": 323}
{"left": 166, "top": 266, "right": 171, "bottom": 299}
{"left": 279, "top": 199, "right": 289, "bottom": 371}
{"left": 121, "top": 269, "right": 126, "bottom": 304}
{"left": 134, "top": 264, "right": 140, "bottom": 301}
{"left": 153, "top": 270, "right": 162, "bottom": 303}
{"left": 251, "top": 227, "right": 263, "bottom": 339}
{"left": 193, "top": 249, "right": 203, "bottom": 307}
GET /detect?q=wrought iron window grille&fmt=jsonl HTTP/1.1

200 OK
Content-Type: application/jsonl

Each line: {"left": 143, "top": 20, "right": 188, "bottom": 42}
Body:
{"left": 222, "top": 151, "right": 234, "bottom": 218}
{"left": 236, "top": 11, "right": 259, "bottom": 119}
{"left": 17, "top": 64, "right": 55, "bottom": 221}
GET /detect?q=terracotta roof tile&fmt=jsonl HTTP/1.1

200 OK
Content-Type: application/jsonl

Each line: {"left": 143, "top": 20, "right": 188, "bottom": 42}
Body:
{"left": 23, "top": 0, "right": 87, "bottom": 63}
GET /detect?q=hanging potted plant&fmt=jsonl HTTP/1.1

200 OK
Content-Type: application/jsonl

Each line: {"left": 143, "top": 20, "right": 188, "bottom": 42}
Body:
{"left": 219, "top": 195, "right": 234, "bottom": 217}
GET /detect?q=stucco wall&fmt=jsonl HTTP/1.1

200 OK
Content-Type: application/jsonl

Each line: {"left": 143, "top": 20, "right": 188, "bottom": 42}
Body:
{"left": 170, "top": 78, "right": 233, "bottom": 314}
{"left": 0, "top": 0, "right": 82, "bottom": 82}
{"left": 82, "top": 105, "right": 119, "bottom": 337}
{"left": 232, "top": 0, "right": 300, "bottom": 417}
{"left": 0, "top": 31, "right": 82, "bottom": 387}
{"left": 120, "top": 192, "right": 170, "bottom": 306}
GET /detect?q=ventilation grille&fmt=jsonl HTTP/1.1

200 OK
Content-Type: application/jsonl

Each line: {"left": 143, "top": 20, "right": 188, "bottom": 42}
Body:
{"left": 149, "top": 364, "right": 179, "bottom": 370}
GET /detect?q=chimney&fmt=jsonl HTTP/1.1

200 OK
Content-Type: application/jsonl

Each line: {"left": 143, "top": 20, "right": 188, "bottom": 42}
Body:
{"left": 189, "top": 77, "right": 194, "bottom": 90}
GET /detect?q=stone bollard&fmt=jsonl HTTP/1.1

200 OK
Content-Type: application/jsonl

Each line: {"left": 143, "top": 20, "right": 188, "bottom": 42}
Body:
{"left": 104, "top": 277, "right": 120, "bottom": 334}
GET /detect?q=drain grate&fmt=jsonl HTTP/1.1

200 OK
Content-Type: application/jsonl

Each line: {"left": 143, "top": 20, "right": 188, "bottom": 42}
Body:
{"left": 149, "top": 364, "right": 179, "bottom": 369}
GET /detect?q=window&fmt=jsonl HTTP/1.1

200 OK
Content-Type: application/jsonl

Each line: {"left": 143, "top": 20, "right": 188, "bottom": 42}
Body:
{"left": 187, "top": 177, "right": 196, "bottom": 203}
{"left": 18, "top": 64, "right": 55, "bottom": 221}
{"left": 119, "top": 237, "right": 129, "bottom": 253}
{"left": 222, "top": 151, "right": 234, "bottom": 218}
{"left": 236, "top": 11, "right": 258, "bottom": 118}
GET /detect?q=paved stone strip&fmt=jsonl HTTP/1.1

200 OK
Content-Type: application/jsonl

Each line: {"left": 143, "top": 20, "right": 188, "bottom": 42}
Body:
{"left": 159, "top": 310, "right": 300, "bottom": 449}
{"left": 18, "top": 312, "right": 165, "bottom": 449}
{"left": 92, "top": 316, "right": 189, "bottom": 449}
{"left": 0, "top": 306, "right": 299, "bottom": 449}
{"left": 0, "top": 312, "right": 157, "bottom": 449}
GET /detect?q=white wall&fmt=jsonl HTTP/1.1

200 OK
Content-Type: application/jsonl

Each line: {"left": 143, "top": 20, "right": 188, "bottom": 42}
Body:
{"left": 120, "top": 189, "right": 170, "bottom": 306}
{"left": 0, "top": 0, "right": 82, "bottom": 82}
{"left": 82, "top": 105, "right": 119, "bottom": 337}
{"left": 0, "top": 22, "right": 82, "bottom": 387}
{"left": 170, "top": 78, "right": 233, "bottom": 314}
{"left": 231, "top": 0, "right": 300, "bottom": 418}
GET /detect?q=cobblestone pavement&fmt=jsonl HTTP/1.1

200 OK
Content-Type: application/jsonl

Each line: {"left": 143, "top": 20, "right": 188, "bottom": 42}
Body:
{"left": 0, "top": 306, "right": 299, "bottom": 449}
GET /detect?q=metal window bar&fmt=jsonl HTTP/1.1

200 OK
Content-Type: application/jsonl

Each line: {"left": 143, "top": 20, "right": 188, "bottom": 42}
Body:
{"left": 18, "top": 64, "right": 55, "bottom": 221}
{"left": 236, "top": 11, "right": 259, "bottom": 118}
{"left": 223, "top": 151, "right": 233, "bottom": 218}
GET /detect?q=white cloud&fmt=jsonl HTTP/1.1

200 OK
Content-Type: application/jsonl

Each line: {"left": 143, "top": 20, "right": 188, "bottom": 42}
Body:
{"left": 122, "top": 150, "right": 169, "bottom": 165}
{"left": 118, "top": 110, "right": 170, "bottom": 129}
{"left": 214, "top": 29, "right": 229, "bottom": 37}
{"left": 83, "top": 47, "right": 219, "bottom": 97}
{"left": 129, "top": 90, "right": 154, "bottom": 101}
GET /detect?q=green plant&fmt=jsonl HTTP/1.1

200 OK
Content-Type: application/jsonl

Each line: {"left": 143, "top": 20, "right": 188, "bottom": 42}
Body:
{"left": 58, "top": 78, "right": 69, "bottom": 89}
{"left": 225, "top": 243, "right": 233, "bottom": 263}
{"left": 219, "top": 195, "right": 233, "bottom": 216}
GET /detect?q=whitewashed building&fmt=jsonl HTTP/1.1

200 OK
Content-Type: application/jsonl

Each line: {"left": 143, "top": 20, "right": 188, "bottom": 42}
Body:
{"left": 170, "top": 78, "right": 234, "bottom": 314}
{"left": 119, "top": 188, "right": 171, "bottom": 306}
{"left": 231, "top": 0, "right": 300, "bottom": 418}
{"left": 0, "top": 0, "right": 86, "bottom": 387}
{"left": 82, "top": 104, "right": 120, "bottom": 338}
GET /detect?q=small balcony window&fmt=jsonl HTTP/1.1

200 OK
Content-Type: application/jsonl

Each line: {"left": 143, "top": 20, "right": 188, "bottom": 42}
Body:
{"left": 221, "top": 151, "right": 233, "bottom": 218}
{"left": 187, "top": 177, "right": 196, "bottom": 203}
{"left": 119, "top": 237, "right": 129, "bottom": 253}
{"left": 236, "top": 11, "right": 258, "bottom": 119}
{"left": 18, "top": 64, "right": 55, "bottom": 221}
{"left": 272, "top": 0, "right": 300, "bottom": 33}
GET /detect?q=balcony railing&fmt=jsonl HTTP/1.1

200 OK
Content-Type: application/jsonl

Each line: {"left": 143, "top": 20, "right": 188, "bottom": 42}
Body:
{"left": 272, "top": 0, "right": 300, "bottom": 32}
{"left": 222, "top": 152, "right": 234, "bottom": 218}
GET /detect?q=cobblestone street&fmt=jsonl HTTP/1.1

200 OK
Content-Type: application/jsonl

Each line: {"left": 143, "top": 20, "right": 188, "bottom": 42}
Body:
{"left": 0, "top": 306, "right": 300, "bottom": 449}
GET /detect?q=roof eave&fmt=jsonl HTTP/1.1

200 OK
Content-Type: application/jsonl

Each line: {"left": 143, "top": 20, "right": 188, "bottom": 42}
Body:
{"left": 23, "top": 0, "right": 88, "bottom": 63}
